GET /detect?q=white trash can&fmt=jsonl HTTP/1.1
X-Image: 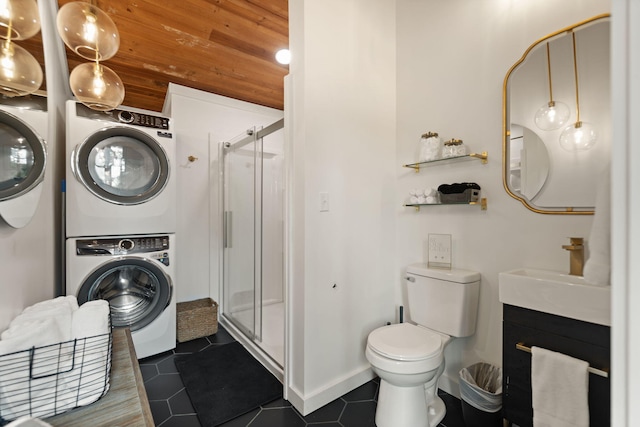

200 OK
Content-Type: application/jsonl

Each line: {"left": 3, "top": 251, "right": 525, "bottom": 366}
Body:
{"left": 459, "top": 362, "right": 503, "bottom": 427}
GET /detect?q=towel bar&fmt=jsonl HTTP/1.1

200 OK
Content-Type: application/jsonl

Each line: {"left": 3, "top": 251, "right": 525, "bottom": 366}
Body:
{"left": 515, "top": 342, "right": 609, "bottom": 378}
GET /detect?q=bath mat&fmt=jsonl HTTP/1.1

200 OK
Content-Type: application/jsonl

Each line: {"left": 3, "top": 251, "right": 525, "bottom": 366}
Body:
{"left": 175, "top": 341, "right": 282, "bottom": 426}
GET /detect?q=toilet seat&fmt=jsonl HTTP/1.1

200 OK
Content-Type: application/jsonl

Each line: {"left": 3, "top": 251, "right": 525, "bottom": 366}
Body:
{"left": 368, "top": 323, "right": 443, "bottom": 362}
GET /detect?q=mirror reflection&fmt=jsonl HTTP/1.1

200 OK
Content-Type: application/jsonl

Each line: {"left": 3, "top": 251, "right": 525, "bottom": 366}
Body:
{"left": 503, "top": 14, "right": 610, "bottom": 214}
{"left": 0, "top": 1, "right": 47, "bottom": 229}
{"left": 508, "top": 124, "right": 549, "bottom": 201}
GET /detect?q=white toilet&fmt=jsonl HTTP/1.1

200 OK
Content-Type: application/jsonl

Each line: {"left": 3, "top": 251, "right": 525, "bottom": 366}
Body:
{"left": 366, "top": 264, "right": 480, "bottom": 427}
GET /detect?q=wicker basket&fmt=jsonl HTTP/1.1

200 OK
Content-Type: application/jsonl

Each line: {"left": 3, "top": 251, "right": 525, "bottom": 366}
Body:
{"left": 176, "top": 298, "right": 218, "bottom": 342}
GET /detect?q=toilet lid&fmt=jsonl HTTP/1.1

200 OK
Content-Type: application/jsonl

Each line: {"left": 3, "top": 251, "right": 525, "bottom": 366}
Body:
{"left": 368, "top": 323, "right": 442, "bottom": 361}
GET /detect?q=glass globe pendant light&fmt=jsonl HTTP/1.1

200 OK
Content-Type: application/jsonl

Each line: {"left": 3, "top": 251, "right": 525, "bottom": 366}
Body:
{"left": 559, "top": 31, "right": 597, "bottom": 152}
{"left": 534, "top": 42, "right": 570, "bottom": 131}
{"left": 0, "top": 39, "right": 43, "bottom": 96}
{"left": 56, "top": 1, "right": 119, "bottom": 61}
{"left": 0, "top": 0, "right": 43, "bottom": 97}
{"left": 57, "top": 1, "right": 125, "bottom": 111}
{"left": 0, "top": 0, "right": 41, "bottom": 41}
{"left": 69, "top": 61, "right": 124, "bottom": 111}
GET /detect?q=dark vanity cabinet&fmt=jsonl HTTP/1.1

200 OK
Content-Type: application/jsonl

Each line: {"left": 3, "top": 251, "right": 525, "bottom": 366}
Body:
{"left": 502, "top": 304, "right": 610, "bottom": 426}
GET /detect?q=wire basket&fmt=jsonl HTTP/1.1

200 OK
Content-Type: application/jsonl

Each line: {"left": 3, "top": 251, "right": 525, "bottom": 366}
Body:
{"left": 0, "top": 325, "right": 113, "bottom": 425}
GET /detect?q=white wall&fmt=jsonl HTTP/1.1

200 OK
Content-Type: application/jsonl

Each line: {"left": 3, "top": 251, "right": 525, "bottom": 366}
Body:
{"left": 611, "top": 0, "right": 640, "bottom": 425}
{"left": 287, "top": 0, "right": 397, "bottom": 415}
{"left": 162, "top": 84, "right": 283, "bottom": 304}
{"left": 396, "top": 0, "right": 609, "bottom": 396}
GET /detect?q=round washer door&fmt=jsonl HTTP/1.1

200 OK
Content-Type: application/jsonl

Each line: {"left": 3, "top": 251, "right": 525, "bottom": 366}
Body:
{"left": 0, "top": 110, "right": 46, "bottom": 202}
{"left": 74, "top": 126, "right": 170, "bottom": 205}
{"left": 77, "top": 257, "right": 173, "bottom": 332}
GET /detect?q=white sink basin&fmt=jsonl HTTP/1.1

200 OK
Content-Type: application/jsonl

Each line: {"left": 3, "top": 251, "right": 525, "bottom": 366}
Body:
{"left": 499, "top": 268, "right": 611, "bottom": 326}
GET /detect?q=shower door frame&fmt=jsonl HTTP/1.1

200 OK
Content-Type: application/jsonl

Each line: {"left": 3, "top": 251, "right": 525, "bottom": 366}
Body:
{"left": 219, "top": 118, "right": 285, "bottom": 364}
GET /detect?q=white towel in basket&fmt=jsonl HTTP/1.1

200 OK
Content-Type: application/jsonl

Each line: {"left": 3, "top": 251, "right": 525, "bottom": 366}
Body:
{"left": 0, "top": 317, "right": 74, "bottom": 420}
{"left": 2, "top": 296, "right": 78, "bottom": 343}
{"left": 1, "top": 296, "right": 78, "bottom": 378}
{"left": 59, "top": 300, "right": 112, "bottom": 408}
{"left": 0, "top": 318, "right": 63, "bottom": 356}
{"left": 71, "top": 300, "right": 110, "bottom": 338}
{"left": 0, "top": 296, "right": 86, "bottom": 420}
{"left": 5, "top": 416, "right": 53, "bottom": 426}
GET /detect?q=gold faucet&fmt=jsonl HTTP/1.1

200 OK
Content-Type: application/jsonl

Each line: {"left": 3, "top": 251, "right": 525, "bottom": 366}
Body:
{"left": 562, "top": 237, "right": 585, "bottom": 276}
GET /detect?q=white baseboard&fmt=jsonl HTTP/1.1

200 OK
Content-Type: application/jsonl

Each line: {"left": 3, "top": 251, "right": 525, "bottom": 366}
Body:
{"left": 287, "top": 366, "right": 376, "bottom": 416}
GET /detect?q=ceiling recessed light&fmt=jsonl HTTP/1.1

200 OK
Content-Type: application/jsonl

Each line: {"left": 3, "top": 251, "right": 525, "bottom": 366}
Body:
{"left": 275, "top": 49, "right": 291, "bottom": 65}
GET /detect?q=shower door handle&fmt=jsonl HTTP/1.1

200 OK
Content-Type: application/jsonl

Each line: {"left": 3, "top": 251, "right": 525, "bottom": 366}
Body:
{"left": 224, "top": 211, "right": 232, "bottom": 248}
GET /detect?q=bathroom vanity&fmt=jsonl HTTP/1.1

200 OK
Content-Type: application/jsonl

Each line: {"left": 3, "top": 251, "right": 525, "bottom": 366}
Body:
{"left": 502, "top": 304, "right": 610, "bottom": 426}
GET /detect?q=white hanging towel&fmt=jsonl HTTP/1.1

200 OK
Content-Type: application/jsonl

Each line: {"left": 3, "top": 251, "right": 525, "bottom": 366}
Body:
{"left": 583, "top": 162, "right": 611, "bottom": 286}
{"left": 531, "top": 346, "right": 589, "bottom": 427}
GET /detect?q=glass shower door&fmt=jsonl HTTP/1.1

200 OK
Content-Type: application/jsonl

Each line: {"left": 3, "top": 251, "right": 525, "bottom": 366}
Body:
{"left": 222, "top": 129, "right": 262, "bottom": 341}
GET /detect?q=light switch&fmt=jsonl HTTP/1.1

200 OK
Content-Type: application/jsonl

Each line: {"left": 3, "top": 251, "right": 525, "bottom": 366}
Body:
{"left": 320, "top": 192, "right": 329, "bottom": 212}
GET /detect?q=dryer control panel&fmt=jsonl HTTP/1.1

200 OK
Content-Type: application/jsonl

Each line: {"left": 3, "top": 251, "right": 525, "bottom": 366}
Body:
{"left": 115, "top": 110, "right": 170, "bottom": 130}
{"left": 76, "top": 102, "right": 170, "bottom": 130}
{"left": 76, "top": 235, "right": 170, "bottom": 256}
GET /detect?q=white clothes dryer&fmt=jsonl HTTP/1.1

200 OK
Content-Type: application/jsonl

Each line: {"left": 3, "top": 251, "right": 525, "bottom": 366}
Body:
{"left": 0, "top": 95, "right": 48, "bottom": 229}
{"left": 66, "top": 234, "right": 176, "bottom": 359}
{"left": 65, "top": 100, "right": 176, "bottom": 237}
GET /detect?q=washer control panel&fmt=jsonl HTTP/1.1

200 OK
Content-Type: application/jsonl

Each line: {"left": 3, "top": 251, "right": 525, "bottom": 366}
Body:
{"left": 76, "top": 235, "right": 170, "bottom": 256}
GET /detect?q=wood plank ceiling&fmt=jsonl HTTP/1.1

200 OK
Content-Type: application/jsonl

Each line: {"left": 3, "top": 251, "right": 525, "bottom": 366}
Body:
{"left": 48, "top": 0, "right": 289, "bottom": 112}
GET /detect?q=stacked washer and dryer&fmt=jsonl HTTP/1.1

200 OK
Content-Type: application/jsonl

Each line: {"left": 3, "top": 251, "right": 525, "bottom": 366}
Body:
{"left": 64, "top": 101, "right": 177, "bottom": 359}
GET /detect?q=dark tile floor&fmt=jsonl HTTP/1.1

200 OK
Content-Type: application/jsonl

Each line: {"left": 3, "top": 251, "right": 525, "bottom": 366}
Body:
{"left": 139, "top": 326, "right": 466, "bottom": 427}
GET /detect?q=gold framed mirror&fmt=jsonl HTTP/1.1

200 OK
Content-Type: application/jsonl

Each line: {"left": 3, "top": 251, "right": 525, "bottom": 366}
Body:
{"left": 502, "top": 14, "right": 610, "bottom": 215}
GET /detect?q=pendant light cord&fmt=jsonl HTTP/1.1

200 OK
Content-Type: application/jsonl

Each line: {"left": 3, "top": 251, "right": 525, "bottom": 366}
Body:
{"left": 571, "top": 31, "right": 581, "bottom": 125}
{"left": 5, "top": 19, "right": 11, "bottom": 42}
{"left": 3, "top": 18, "right": 12, "bottom": 55}
{"left": 545, "top": 43, "right": 555, "bottom": 105}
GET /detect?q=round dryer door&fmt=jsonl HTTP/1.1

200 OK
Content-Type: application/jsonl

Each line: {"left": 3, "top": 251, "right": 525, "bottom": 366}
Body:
{"left": 77, "top": 257, "right": 173, "bottom": 331}
{"left": 0, "top": 110, "right": 46, "bottom": 202}
{"left": 74, "top": 126, "right": 170, "bottom": 205}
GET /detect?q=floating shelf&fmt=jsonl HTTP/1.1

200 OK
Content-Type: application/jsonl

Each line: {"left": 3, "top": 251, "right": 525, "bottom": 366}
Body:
{"left": 404, "top": 198, "right": 487, "bottom": 211}
{"left": 404, "top": 151, "right": 488, "bottom": 172}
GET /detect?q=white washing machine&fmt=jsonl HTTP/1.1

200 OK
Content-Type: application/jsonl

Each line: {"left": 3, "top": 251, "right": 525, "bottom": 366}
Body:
{"left": 0, "top": 95, "right": 48, "bottom": 229}
{"left": 66, "top": 234, "right": 176, "bottom": 359}
{"left": 65, "top": 100, "right": 176, "bottom": 237}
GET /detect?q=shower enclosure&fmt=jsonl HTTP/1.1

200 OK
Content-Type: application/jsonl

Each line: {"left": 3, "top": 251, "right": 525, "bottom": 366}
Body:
{"left": 220, "top": 119, "right": 285, "bottom": 369}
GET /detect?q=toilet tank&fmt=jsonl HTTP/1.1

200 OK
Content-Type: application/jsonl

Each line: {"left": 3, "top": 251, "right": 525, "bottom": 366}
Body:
{"left": 406, "top": 263, "right": 480, "bottom": 337}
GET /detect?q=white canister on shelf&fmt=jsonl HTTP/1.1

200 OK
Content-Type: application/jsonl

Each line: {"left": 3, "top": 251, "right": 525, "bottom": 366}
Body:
{"left": 417, "top": 132, "right": 442, "bottom": 162}
{"left": 442, "top": 138, "right": 466, "bottom": 158}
